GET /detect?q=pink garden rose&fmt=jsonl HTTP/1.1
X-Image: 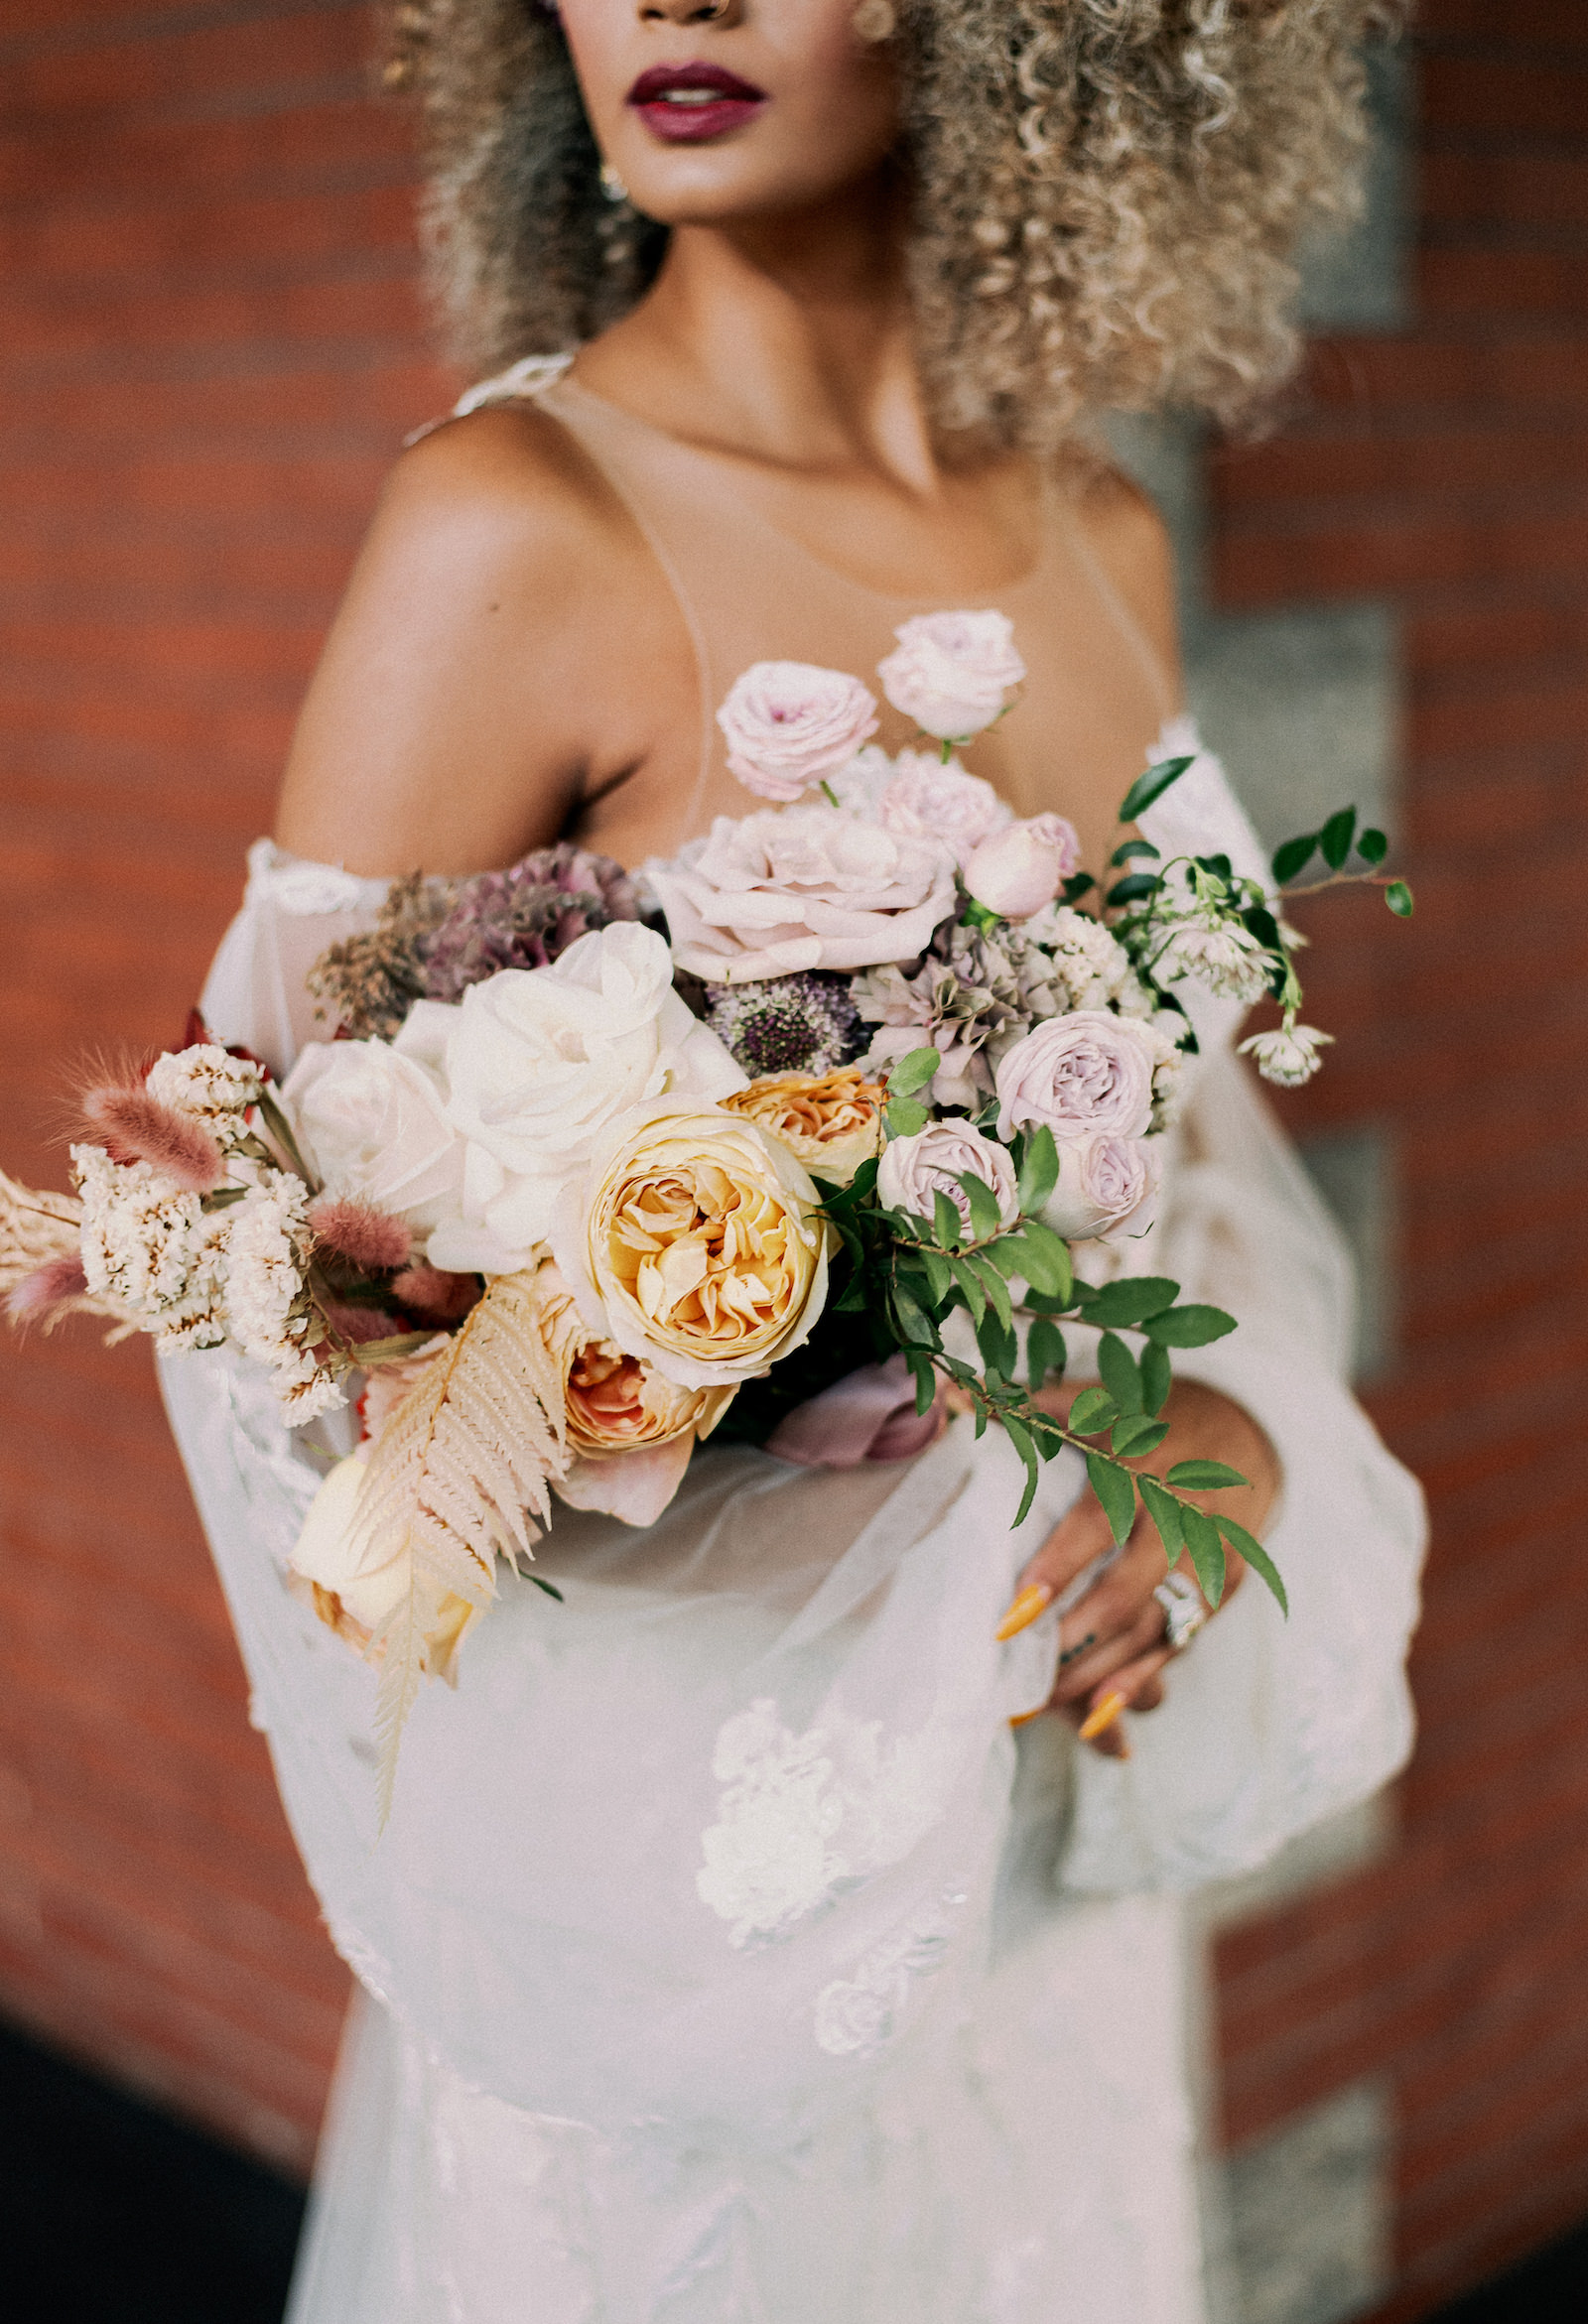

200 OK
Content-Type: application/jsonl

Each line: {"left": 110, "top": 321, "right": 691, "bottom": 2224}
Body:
{"left": 994, "top": 1009, "right": 1157, "bottom": 1143}
{"left": 717, "top": 661, "right": 879, "bottom": 802}
{"left": 876, "top": 610, "right": 1026, "bottom": 741}
{"left": 877, "top": 752, "right": 1011, "bottom": 865}
{"left": 963, "top": 812, "right": 1081, "bottom": 919}
{"left": 1040, "top": 1133, "right": 1161, "bottom": 1242}
{"left": 875, "top": 1117, "right": 1020, "bottom": 1234}
{"left": 646, "top": 807, "right": 957, "bottom": 985}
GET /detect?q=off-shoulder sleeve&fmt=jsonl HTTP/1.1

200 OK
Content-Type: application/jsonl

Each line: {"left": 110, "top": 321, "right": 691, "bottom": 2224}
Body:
{"left": 1060, "top": 1043, "right": 1425, "bottom": 1891}
{"left": 200, "top": 839, "right": 390, "bottom": 1078}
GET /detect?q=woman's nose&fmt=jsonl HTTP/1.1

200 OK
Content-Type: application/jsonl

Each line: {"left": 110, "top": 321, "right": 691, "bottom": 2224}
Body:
{"left": 638, "top": 0, "right": 742, "bottom": 26}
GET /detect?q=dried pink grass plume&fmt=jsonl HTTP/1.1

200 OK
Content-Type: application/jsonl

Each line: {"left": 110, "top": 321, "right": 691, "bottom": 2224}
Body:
{"left": 308, "top": 1195, "right": 414, "bottom": 1275}
{"left": 321, "top": 1300, "right": 407, "bottom": 1348}
{"left": 391, "top": 1264, "right": 480, "bottom": 1323}
{"left": 5, "top": 1252, "right": 89, "bottom": 1330}
{"left": 80, "top": 1085, "right": 225, "bottom": 1192}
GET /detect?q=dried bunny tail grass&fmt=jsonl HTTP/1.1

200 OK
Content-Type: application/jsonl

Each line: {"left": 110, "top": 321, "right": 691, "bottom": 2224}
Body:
{"left": 308, "top": 1195, "right": 415, "bottom": 1275}
{"left": 383, "top": 0, "right": 1399, "bottom": 445}
{"left": 6, "top": 1251, "right": 89, "bottom": 1330}
{"left": 391, "top": 1263, "right": 481, "bottom": 1322}
{"left": 80, "top": 1087, "right": 225, "bottom": 1192}
{"left": 0, "top": 1169, "right": 131, "bottom": 1337}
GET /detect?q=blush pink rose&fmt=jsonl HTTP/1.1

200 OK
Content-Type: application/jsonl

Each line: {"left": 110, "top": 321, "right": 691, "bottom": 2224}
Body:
{"left": 1040, "top": 1133, "right": 1161, "bottom": 1242}
{"left": 877, "top": 753, "right": 1012, "bottom": 865}
{"left": 717, "top": 661, "right": 879, "bottom": 802}
{"left": 646, "top": 807, "right": 957, "bottom": 985}
{"left": 994, "top": 1010, "right": 1157, "bottom": 1143}
{"left": 875, "top": 1117, "right": 1020, "bottom": 1234}
{"left": 962, "top": 813, "right": 1081, "bottom": 919}
{"left": 876, "top": 610, "right": 1026, "bottom": 741}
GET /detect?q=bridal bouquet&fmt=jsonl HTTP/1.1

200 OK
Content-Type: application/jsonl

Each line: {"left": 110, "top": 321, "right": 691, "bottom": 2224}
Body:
{"left": 0, "top": 611, "right": 1410, "bottom": 1808}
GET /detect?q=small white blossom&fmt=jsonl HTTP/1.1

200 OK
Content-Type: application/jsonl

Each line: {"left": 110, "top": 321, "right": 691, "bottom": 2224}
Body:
{"left": 225, "top": 1177, "right": 342, "bottom": 1418}
{"left": 72, "top": 1144, "right": 227, "bottom": 1345}
{"left": 1019, "top": 905, "right": 1135, "bottom": 1012}
{"left": 1239, "top": 1023, "right": 1334, "bottom": 1089}
{"left": 145, "top": 1044, "right": 262, "bottom": 1150}
{"left": 1154, "top": 919, "right": 1273, "bottom": 1005}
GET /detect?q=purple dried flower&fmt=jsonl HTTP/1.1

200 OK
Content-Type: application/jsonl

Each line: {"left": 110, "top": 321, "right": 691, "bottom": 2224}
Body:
{"left": 704, "top": 973, "right": 863, "bottom": 1078}
{"left": 422, "top": 844, "right": 642, "bottom": 1003}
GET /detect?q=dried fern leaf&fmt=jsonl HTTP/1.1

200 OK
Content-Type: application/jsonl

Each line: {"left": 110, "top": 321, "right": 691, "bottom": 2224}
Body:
{"left": 352, "top": 1269, "right": 572, "bottom": 1818}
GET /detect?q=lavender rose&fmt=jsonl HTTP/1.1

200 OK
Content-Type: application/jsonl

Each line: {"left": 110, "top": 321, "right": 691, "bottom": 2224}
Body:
{"left": 994, "top": 1010, "right": 1157, "bottom": 1143}
{"left": 717, "top": 661, "right": 879, "bottom": 803}
{"left": 646, "top": 806, "right": 956, "bottom": 985}
{"left": 875, "top": 1118, "right": 1019, "bottom": 1234}
{"left": 877, "top": 753, "right": 1011, "bottom": 864}
{"left": 1041, "top": 1133, "right": 1161, "bottom": 1242}
{"left": 964, "top": 813, "right": 1081, "bottom": 920}
{"left": 876, "top": 610, "right": 1026, "bottom": 741}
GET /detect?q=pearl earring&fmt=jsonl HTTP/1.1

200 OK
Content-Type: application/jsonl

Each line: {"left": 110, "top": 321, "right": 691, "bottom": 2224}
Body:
{"left": 599, "top": 162, "right": 629, "bottom": 204}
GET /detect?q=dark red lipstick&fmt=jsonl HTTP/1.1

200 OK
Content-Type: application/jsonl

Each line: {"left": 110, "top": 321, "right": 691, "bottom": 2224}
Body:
{"left": 626, "top": 62, "right": 768, "bottom": 144}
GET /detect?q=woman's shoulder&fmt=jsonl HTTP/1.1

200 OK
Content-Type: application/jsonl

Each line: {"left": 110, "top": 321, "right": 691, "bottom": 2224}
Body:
{"left": 1063, "top": 451, "right": 1179, "bottom": 679}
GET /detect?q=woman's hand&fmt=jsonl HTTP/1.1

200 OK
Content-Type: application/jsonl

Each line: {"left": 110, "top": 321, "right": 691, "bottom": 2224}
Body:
{"left": 995, "top": 1378, "right": 1280, "bottom": 1757}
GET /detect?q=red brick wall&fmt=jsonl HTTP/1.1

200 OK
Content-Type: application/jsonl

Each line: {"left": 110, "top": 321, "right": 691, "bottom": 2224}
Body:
{"left": 1, "top": 2, "right": 1583, "bottom": 2311}
{"left": 1209, "top": 5, "right": 1588, "bottom": 2314}
{"left": 0, "top": 0, "right": 453, "bottom": 2172}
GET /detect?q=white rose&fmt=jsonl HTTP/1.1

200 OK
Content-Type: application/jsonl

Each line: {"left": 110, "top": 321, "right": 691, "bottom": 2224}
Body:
{"left": 646, "top": 806, "right": 956, "bottom": 986}
{"left": 876, "top": 609, "right": 1026, "bottom": 740}
{"left": 994, "top": 1010, "right": 1157, "bottom": 1142}
{"left": 717, "top": 661, "right": 879, "bottom": 802}
{"left": 434, "top": 922, "right": 744, "bottom": 1272}
{"left": 875, "top": 1118, "right": 1019, "bottom": 1234}
{"left": 1040, "top": 1133, "right": 1161, "bottom": 1242}
{"left": 877, "top": 752, "right": 1011, "bottom": 864}
{"left": 282, "top": 1034, "right": 467, "bottom": 1244}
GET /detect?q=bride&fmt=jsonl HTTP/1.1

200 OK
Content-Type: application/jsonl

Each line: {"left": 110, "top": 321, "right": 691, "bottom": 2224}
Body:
{"left": 158, "top": 2, "right": 1424, "bottom": 2318}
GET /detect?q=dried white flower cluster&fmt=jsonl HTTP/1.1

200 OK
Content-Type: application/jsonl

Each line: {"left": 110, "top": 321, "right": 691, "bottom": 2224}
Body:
{"left": 144, "top": 1044, "right": 262, "bottom": 1149}
{"left": 72, "top": 1145, "right": 230, "bottom": 1353}
{"left": 226, "top": 1177, "right": 341, "bottom": 1421}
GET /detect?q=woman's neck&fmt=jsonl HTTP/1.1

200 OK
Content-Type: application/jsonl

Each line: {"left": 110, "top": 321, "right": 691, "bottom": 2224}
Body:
{"left": 572, "top": 173, "right": 947, "bottom": 497}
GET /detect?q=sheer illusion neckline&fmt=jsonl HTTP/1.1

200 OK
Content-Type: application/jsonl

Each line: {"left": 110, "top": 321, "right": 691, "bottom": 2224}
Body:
{"left": 550, "top": 375, "right": 1053, "bottom": 608}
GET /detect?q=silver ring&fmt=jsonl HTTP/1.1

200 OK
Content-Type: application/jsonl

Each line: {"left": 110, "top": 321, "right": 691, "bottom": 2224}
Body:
{"left": 1153, "top": 1571, "right": 1207, "bottom": 1653}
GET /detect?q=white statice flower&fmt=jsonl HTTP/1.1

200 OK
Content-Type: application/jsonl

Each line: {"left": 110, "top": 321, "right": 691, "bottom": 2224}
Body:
{"left": 144, "top": 1044, "right": 262, "bottom": 1150}
{"left": 1239, "top": 1023, "right": 1334, "bottom": 1089}
{"left": 71, "top": 1144, "right": 228, "bottom": 1348}
{"left": 1018, "top": 904, "right": 1134, "bottom": 1012}
{"left": 226, "top": 1176, "right": 342, "bottom": 1419}
{"left": 1153, "top": 917, "right": 1273, "bottom": 1006}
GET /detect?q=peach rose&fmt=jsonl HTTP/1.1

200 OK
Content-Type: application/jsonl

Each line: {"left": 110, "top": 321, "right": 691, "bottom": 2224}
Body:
{"left": 562, "top": 1101, "right": 831, "bottom": 1389}
{"left": 722, "top": 1067, "right": 885, "bottom": 1186}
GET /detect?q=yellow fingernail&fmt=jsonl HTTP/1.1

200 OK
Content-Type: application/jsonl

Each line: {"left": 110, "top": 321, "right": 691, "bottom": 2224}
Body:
{"left": 1008, "top": 1706, "right": 1046, "bottom": 1730}
{"left": 994, "top": 1583, "right": 1053, "bottom": 1642}
{"left": 1078, "top": 1689, "right": 1127, "bottom": 1742}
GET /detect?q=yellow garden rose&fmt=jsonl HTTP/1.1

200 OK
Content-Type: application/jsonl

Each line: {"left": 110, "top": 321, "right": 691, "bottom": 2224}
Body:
{"left": 571, "top": 1101, "right": 831, "bottom": 1389}
{"left": 723, "top": 1067, "right": 884, "bottom": 1186}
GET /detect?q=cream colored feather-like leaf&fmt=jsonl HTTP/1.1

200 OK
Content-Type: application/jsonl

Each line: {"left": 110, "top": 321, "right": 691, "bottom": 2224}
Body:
{"left": 352, "top": 1269, "right": 572, "bottom": 1820}
{"left": 0, "top": 1167, "right": 128, "bottom": 1333}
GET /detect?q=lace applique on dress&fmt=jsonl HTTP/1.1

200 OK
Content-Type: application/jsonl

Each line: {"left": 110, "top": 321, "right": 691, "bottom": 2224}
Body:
{"left": 242, "top": 838, "right": 390, "bottom": 919}
{"left": 697, "top": 1698, "right": 955, "bottom": 1949}
{"left": 813, "top": 1885, "right": 969, "bottom": 2060}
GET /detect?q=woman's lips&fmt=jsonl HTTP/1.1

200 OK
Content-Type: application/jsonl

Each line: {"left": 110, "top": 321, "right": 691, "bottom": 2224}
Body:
{"left": 626, "top": 62, "right": 768, "bottom": 144}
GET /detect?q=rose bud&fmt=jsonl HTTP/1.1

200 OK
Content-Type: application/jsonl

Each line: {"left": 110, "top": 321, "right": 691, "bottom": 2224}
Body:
{"left": 963, "top": 814, "right": 1079, "bottom": 921}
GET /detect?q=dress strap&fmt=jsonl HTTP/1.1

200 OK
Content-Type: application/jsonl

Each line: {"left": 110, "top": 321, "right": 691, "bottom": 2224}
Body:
{"left": 401, "top": 351, "right": 577, "bottom": 448}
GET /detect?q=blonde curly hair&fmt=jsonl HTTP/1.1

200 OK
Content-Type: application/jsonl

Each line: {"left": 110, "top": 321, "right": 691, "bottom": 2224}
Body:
{"left": 386, "top": 0, "right": 1398, "bottom": 449}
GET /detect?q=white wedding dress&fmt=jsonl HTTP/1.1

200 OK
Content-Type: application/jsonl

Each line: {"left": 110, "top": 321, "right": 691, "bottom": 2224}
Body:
{"left": 158, "top": 371, "right": 1425, "bottom": 2324}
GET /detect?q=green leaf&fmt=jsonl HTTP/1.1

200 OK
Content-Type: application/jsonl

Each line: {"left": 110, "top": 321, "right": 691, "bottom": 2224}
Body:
{"left": 884, "top": 1096, "right": 929, "bottom": 1138}
{"left": 960, "top": 1170, "right": 1005, "bottom": 1242}
{"left": 1068, "top": 1386, "right": 1118, "bottom": 1437}
{"left": 1141, "top": 1303, "right": 1237, "bottom": 1348}
{"left": 1270, "top": 832, "right": 1317, "bottom": 884}
{"left": 887, "top": 1045, "right": 942, "bottom": 1097}
{"left": 1097, "top": 1331, "right": 1143, "bottom": 1414}
{"left": 1166, "top": 1458, "right": 1249, "bottom": 1490}
{"left": 1016, "top": 1124, "right": 1059, "bottom": 1216}
{"left": 1111, "top": 838, "right": 1161, "bottom": 865}
{"left": 1008, "top": 1220, "right": 1072, "bottom": 1302}
{"left": 847, "top": 1157, "right": 880, "bottom": 1203}
{"left": 1320, "top": 806, "right": 1357, "bottom": 870}
{"left": 1119, "top": 754, "right": 1193, "bottom": 825}
{"left": 1086, "top": 1452, "right": 1138, "bottom": 1546}
{"left": 975, "top": 1304, "right": 1018, "bottom": 1380}
{"left": 1059, "top": 871, "right": 1097, "bottom": 906}
{"left": 1139, "top": 1339, "right": 1172, "bottom": 1418}
{"left": 1242, "top": 905, "right": 1282, "bottom": 955}
{"left": 889, "top": 1279, "right": 941, "bottom": 1351}
{"left": 1214, "top": 1513, "right": 1288, "bottom": 1615}
{"left": 968, "top": 1251, "right": 1013, "bottom": 1333}
{"left": 1111, "top": 1415, "right": 1170, "bottom": 1459}
{"left": 916, "top": 1245, "right": 953, "bottom": 1306}
{"left": 1138, "top": 1476, "right": 1185, "bottom": 1562}
{"left": 1356, "top": 826, "right": 1389, "bottom": 866}
{"left": 932, "top": 1189, "right": 964, "bottom": 1252}
{"left": 949, "top": 1254, "right": 987, "bottom": 1325}
{"left": 1180, "top": 1505, "right": 1227, "bottom": 1607}
{"left": 529, "top": 1575, "right": 565, "bottom": 1602}
{"left": 1106, "top": 871, "right": 1161, "bottom": 908}
{"left": 1078, "top": 1275, "right": 1181, "bottom": 1328}
{"left": 1002, "top": 1414, "right": 1041, "bottom": 1526}
{"left": 1027, "top": 1317, "right": 1067, "bottom": 1391}
{"left": 906, "top": 1350, "right": 937, "bottom": 1417}
{"left": 834, "top": 1274, "right": 868, "bottom": 1313}
{"left": 1386, "top": 879, "right": 1414, "bottom": 918}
